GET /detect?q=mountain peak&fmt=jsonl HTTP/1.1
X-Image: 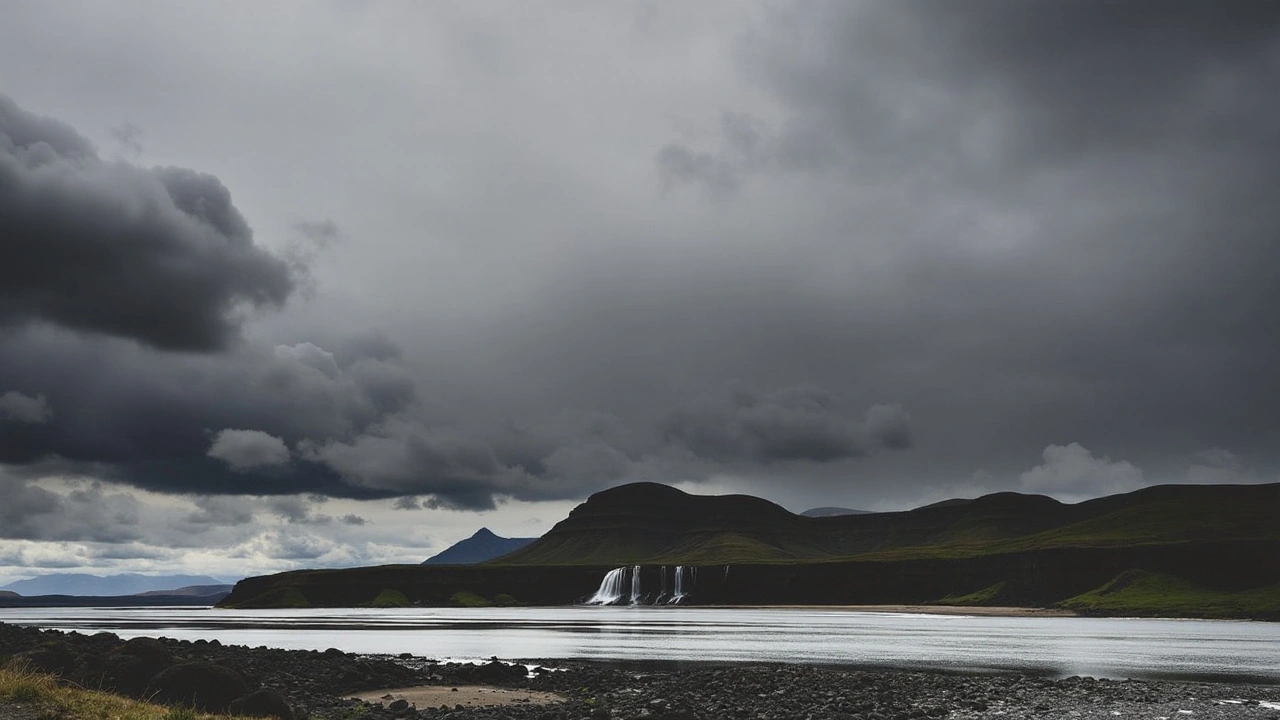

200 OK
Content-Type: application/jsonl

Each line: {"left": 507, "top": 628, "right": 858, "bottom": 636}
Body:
{"left": 423, "top": 527, "right": 539, "bottom": 565}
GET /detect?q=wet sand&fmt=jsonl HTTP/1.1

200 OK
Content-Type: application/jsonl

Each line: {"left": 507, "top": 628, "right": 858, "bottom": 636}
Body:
{"left": 351, "top": 686, "right": 564, "bottom": 709}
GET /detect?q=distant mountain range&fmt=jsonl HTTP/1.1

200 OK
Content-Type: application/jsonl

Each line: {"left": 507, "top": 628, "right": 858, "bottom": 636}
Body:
{"left": 1, "top": 573, "right": 232, "bottom": 597}
{"left": 423, "top": 528, "right": 537, "bottom": 565}
{"left": 133, "top": 584, "right": 234, "bottom": 597}
{"left": 800, "top": 506, "right": 869, "bottom": 517}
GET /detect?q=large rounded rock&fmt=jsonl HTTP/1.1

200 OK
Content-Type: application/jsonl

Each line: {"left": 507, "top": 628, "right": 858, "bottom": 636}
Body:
{"left": 103, "top": 637, "right": 173, "bottom": 696}
{"left": 9, "top": 642, "right": 76, "bottom": 676}
{"left": 229, "top": 688, "right": 295, "bottom": 720}
{"left": 115, "top": 637, "right": 171, "bottom": 664}
{"left": 148, "top": 661, "right": 248, "bottom": 712}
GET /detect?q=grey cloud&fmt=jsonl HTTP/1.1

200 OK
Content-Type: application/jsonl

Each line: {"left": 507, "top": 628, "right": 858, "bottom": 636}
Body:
{"left": 293, "top": 219, "right": 342, "bottom": 247}
{"left": 0, "top": 476, "right": 141, "bottom": 542}
{"left": 0, "top": 329, "right": 415, "bottom": 498}
{"left": 207, "top": 429, "right": 291, "bottom": 472}
{"left": 749, "top": 1, "right": 1280, "bottom": 179}
{"left": 185, "top": 495, "right": 256, "bottom": 527}
{"left": 299, "top": 420, "right": 528, "bottom": 510}
{"left": 0, "top": 390, "right": 51, "bottom": 423}
{"left": 662, "top": 386, "right": 913, "bottom": 464}
{"left": 1019, "top": 443, "right": 1145, "bottom": 501}
{"left": 655, "top": 144, "right": 740, "bottom": 197}
{"left": 863, "top": 404, "right": 912, "bottom": 450}
{"left": 108, "top": 122, "right": 143, "bottom": 158}
{"left": 656, "top": 112, "right": 770, "bottom": 196}
{"left": 392, "top": 496, "right": 422, "bottom": 510}
{"left": 338, "top": 513, "right": 367, "bottom": 526}
{"left": 0, "top": 94, "right": 295, "bottom": 351}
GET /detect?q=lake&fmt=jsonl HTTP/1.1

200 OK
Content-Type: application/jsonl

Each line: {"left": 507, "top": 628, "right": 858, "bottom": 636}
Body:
{"left": 2, "top": 606, "right": 1276, "bottom": 684}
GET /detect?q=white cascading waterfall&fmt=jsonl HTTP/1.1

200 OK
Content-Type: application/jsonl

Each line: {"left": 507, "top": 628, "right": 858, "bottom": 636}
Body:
{"left": 586, "top": 567, "right": 628, "bottom": 604}
{"left": 629, "top": 564, "right": 642, "bottom": 604}
{"left": 585, "top": 564, "right": 706, "bottom": 605}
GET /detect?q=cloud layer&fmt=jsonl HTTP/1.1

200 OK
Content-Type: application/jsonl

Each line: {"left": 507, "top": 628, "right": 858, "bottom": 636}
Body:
{"left": 1, "top": 3, "right": 1278, "bottom": 577}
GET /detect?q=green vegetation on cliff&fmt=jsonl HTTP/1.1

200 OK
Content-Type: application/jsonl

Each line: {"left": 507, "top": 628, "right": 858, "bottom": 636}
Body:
{"left": 1060, "top": 570, "right": 1280, "bottom": 619}
{"left": 361, "top": 589, "right": 411, "bottom": 608}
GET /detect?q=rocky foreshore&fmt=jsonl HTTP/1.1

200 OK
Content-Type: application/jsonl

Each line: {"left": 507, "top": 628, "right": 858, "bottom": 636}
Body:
{"left": 2, "top": 622, "right": 1277, "bottom": 720}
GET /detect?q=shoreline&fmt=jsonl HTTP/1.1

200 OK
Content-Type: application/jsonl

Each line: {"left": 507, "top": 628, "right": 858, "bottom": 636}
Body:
{"left": 3, "top": 621, "right": 1279, "bottom": 719}
{"left": 702, "top": 604, "right": 1079, "bottom": 617}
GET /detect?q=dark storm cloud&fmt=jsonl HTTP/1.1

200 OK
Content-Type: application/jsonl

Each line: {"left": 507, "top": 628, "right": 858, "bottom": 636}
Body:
{"left": 661, "top": 385, "right": 911, "bottom": 463}
{"left": 0, "top": 327, "right": 417, "bottom": 497}
{"left": 623, "top": 0, "right": 1280, "bottom": 480}
{"left": 0, "top": 94, "right": 295, "bottom": 351}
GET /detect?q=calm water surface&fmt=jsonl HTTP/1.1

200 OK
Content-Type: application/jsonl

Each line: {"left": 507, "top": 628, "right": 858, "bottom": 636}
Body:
{"left": 2, "top": 606, "right": 1276, "bottom": 683}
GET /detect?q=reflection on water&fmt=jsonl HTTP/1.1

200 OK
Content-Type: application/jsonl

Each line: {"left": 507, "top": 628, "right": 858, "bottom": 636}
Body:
{"left": 1, "top": 606, "right": 1276, "bottom": 683}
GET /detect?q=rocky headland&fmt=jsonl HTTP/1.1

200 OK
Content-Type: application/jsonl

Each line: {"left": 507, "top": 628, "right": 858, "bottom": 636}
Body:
{"left": 2, "top": 622, "right": 1277, "bottom": 720}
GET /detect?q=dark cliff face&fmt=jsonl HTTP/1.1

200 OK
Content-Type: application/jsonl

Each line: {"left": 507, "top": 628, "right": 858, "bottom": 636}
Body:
{"left": 218, "top": 539, "right": 1280, "bottom": 619}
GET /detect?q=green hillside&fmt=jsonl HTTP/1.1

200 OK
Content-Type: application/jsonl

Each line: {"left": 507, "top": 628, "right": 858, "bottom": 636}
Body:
{"left": 220, "top": 482, "right": 1280, "bottom": 619}
{"left": 1061, "top": 570, "right": 1280, "bottom": 619}
{"left": 495, "top": 482, "right": 1280, "bottom": 566}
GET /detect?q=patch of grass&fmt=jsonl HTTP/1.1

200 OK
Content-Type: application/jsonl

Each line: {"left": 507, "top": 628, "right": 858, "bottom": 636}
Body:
{"left": 933, "top": 581, "right": 1007, "bottom": 606}
{"left": 1060, "top": 570, "right": 1280, "bottom": 619}
{"left": 492, "top": 593, "right": 519, "bottom": 607}
{"left": 449, "top": 590, "right": 492, "bottom": 607}
{"left": 0, "top": 663, "right": 56, "bottom": 703}
{"left": 0, "top": 665, "right": 251, "bottom": 720}
{"left": 360, "top": 589, "right": 411, "bottom": 608}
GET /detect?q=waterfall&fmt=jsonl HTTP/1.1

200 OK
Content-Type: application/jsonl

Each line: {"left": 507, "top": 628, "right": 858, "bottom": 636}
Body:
{"left": 586, "top": 565, "right": 690, "bottom": 606}
{"left": 670, "top": 561, "right": 691, "bottom": 599}
{"left": 629, "top": 564, "right": 642, "bottom": 604}
{"left": 586, "top": 567, "right": 628, "bottom": 605}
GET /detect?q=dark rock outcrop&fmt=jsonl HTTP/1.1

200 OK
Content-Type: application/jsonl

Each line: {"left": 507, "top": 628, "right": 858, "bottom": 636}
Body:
{"left": 147, "top": 661, "right": 249, "bottom": 712}
{"left": 230, "top": 687, "right": 295, "bottom": 720}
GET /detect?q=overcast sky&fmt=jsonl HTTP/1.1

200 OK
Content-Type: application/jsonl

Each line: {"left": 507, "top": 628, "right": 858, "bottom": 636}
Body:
{"left": 2, "top": 1, "right": 1277, "bottom": 583}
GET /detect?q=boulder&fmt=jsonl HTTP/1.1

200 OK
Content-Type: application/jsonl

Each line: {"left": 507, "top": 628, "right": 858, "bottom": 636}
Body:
{"left": 230, "top": 688, "right": 296, "bottom": 720}
{"left": 8, "top": 642, "right": 76, "bottom": 676}
{"left": 148, "top": 661, "right": 248, "bottom": 712}
{"left": 115, "top": 637, "right": 171, "bottom": 664}
{"left": 103, "top": 637, "right": 174, "bottom": 696}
